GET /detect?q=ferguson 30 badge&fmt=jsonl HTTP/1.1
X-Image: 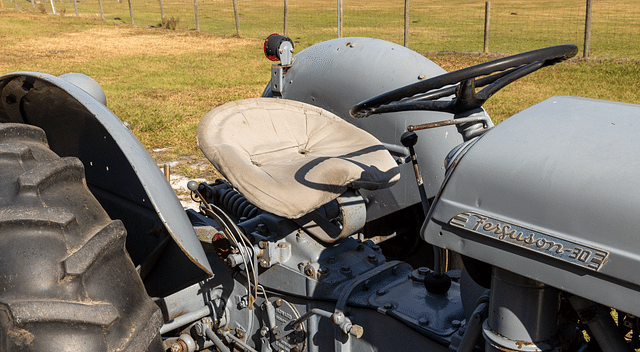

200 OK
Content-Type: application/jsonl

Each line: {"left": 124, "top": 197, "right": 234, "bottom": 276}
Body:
{"left": 450, "top": 212, "right": 609, "bottom": 271}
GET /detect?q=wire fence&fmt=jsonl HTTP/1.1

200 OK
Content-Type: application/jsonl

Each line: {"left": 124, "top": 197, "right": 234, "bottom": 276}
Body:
{"left": 5, "top": 0, "right": 639, "bottom": 58}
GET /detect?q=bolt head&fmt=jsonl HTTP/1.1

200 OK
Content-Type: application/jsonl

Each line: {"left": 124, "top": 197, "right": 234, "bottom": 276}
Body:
{"left": 332, "top": 311, "right": 345, "bottom": 324}
{"left": 194, "top": 323, "right": 204, "bottom": 336}
{"left": 349, "top": 325, "right": 364, "bottom": 338}
{"left": 304, "top": 265, "right": 315, "bottom": 277}
{"left": 340, "top": 267, "right": 352, "bottom": 275}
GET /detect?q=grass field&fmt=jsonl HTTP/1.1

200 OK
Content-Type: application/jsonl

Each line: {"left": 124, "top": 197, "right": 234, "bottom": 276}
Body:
{"left": 3, "top": 0, "right": 639, "bottom": 58}
{"left": 0, "top": 9, "right": 639, "bottom": 178}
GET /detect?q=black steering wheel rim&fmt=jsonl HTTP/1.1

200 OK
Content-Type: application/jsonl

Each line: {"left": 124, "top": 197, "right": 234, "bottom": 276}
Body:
{"left": 349, "top": 44, "right": 578, "bottom": 118}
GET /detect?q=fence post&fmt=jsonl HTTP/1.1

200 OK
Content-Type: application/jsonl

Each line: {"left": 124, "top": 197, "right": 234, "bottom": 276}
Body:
{"left": 98, "top": 0, "right": 104, "bottom": 19}
{"left": 73, "top": 0, "right": 79, "bottom": 16}
{"left": 583, "top": 0, "right": 592, "bottom": 57}
{"left": 404, "top": 0, "right": 409, "bottom": 47}
{"left": 337, "top": 0, "right": 342, "bottom": 37}
{"left": 49, "top": 0, "right": 56, "bottom": 14}
{"left": 159, "top": 0, "right": 164, "bottom": 22}
{"left": 194, "top": 0, "right": 200, "bottom": 31}
{"left": 31, "top": 0, "right": 36, "bottom": 11}
{"left": 283, "top": 0, "right": 288, "bottom": 36}
{"left": 128, "top": 0, "right": 134, "bottom": 24}
{"left": 484, "top": 2, "right": 490, "bottom": 53}
{"left": 233, "top": 0, "right": 241, "bottom": 36}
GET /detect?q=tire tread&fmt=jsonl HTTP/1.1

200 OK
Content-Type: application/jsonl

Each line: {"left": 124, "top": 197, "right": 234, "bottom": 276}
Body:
{"left": 0, "top": 123, "right": 164, "bottom": 352}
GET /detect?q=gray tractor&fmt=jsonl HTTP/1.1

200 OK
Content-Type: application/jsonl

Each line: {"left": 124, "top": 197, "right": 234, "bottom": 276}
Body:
{"left": 0, "top": 36, "right": 638, "bottom": 352}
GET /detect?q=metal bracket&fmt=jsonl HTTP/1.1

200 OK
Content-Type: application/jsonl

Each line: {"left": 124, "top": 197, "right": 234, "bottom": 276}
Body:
{"left": 270, "top": 65, "right": 285, "bottom": 97}
{"left": 272, "top": 308, "right": 362, "bottom": 341}
{"left": 407, "top": 115, "right": 492, "bottom": 133}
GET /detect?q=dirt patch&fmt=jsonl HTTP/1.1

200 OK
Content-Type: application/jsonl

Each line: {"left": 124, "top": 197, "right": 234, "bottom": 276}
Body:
{"left": 8, "top": 328, "right": 35, "bottom": 346}
{"left": 150, "top": 147, "right": 223, "bottom": 210}
{"left": 4, "top": 24, "right": 258, "bottom": 65}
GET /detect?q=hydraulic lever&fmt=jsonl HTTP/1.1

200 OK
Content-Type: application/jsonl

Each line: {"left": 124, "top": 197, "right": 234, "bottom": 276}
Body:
{"left": 400, "top": 131, "right": 429, "bottom": 215}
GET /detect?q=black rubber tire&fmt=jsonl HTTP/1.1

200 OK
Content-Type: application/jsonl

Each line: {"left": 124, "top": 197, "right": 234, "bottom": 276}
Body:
{"left": 0, "top": 123, "right": 164, "bottom": 352}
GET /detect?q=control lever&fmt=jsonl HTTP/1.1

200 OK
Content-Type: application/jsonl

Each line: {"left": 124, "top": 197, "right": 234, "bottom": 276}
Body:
{"left": 400, "top": 131, "right": 429, "bottom": 215}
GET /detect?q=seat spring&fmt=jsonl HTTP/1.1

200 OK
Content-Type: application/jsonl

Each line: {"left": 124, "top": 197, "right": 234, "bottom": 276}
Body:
{"left": 218, "top": 187, "right": 260, "bottom": 220}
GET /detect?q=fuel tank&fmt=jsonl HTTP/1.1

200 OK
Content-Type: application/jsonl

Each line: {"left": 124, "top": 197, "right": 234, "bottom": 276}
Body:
{"left": 263, "top": 37, "right": 466, "bottom": 220}
{"left": 423, "top": 96, "right": 640, "bottom": 316}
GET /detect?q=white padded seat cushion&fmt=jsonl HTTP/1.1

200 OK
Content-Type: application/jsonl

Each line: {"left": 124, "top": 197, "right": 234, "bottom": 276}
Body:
{"left": 197, "top": 98, "right": 400, "bottom": 219}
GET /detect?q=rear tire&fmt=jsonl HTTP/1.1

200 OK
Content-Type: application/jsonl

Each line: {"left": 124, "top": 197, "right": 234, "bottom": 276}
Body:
{"left": 0, "top": 123, "right": 164, "bottom": 351}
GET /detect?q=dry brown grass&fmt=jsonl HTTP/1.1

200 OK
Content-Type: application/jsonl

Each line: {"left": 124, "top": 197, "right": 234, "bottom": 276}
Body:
{"left": 0, "top": 19, "right": 256, "bottom": 73}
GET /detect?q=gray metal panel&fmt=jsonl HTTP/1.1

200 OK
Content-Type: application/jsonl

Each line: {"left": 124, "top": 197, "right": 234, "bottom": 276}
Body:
{"left": 267, "top": 37, "right": 466, "bottom": 219}
{"left": 0, "top": 71, "right": 212, "bottom": 277}
{"left": 423, "top": 96, "right": 640, "bottom": 315}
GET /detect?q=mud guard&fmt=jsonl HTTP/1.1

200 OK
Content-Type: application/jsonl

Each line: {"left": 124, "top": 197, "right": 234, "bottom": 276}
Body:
{"left": 0, "top": 72, "right": 212, "bottom": 293}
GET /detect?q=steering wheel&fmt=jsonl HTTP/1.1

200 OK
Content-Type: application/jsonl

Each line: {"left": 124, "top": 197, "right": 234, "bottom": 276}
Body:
{"left": 349, "top": 44, "right": 578, "bottom": 118}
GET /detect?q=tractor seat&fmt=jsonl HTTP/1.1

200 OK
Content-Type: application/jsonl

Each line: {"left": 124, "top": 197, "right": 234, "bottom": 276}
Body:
{"left": 197, "top": 98, "right": 400, "bottom": 219}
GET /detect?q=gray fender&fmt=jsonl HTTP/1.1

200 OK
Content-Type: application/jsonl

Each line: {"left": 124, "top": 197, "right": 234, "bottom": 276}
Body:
{"left": 264, "top": 37, "right": 467, "bottom": 220}
{"left": 0, "top": 72, "right": 212, "bottom": 287}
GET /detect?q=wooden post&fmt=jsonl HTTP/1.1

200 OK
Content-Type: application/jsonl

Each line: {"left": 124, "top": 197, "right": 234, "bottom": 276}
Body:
{"left": 404, "top": 0, "right": 409, "bottom": 47}
{"left": 13, "top": 0, "right": 17, "bottom": 10}
{"left": 583, "top": 0, "right": 592, "bottom": 57}
{"left": 31, "top": 0, "right": 36, "bottom": 11}
{"left": 337, "top": 0, "right": 342, "bottom": 37}
{"left": 163, "top": 163, "right": 171, "bottom": 181}
{"left": 194, "top": 0, "right": 200, "bottom": 31}
{"left": 233, "top": 0, "right": 241, "bottom": 36}
{"left": 98, "top": 0, "right": 104, "bottom": 20}
{"left": 159, "top": 0, "right": 164, "bottom": 22}
{"left": 484, "top": 2, "right": 490, "bottom": 53}
{"left": 283, "top": 0, "right": 288, "bottom": 36}
{"left": 73, "top": 0, "right": 79, "bottom": 17}
{"left": 128, "top": 0, "right": 134, "bottom": 24}
{"left": 49, "top": 0, "right": 56, "bottom": 14}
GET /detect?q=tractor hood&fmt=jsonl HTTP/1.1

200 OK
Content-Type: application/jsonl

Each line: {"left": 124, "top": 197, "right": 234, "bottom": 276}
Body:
{"left": 423, "top": 96, "right": 640, "bottom": 316}
{"left": 0, "top": 72, "right": 212, "bottom": 286}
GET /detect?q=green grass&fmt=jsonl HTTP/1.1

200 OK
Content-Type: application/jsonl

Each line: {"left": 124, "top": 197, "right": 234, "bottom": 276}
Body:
{"left": 481, "top": 58, "right": 640, "bottom": 124}
{"left": 35, "top": 48, "right": 272, "bottom": 152}
{"left": 103, "top": 50, "right": 271, "bottom": 151}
